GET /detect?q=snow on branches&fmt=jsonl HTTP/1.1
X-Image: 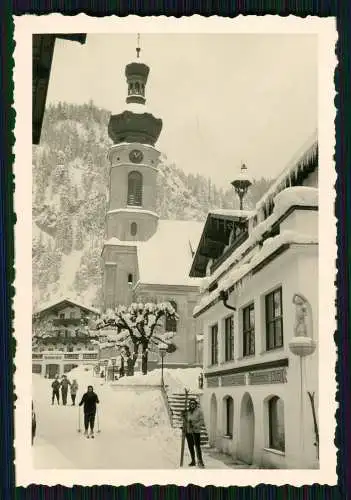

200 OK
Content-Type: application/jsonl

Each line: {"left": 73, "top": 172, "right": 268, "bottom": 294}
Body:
{"left": 95, "top": 301, "right": 179, "bottom": 374}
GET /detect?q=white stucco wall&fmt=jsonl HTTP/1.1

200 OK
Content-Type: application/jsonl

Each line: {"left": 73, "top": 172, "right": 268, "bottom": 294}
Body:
{"left": 200, "top": 236, "right": 318, "bottom": 468}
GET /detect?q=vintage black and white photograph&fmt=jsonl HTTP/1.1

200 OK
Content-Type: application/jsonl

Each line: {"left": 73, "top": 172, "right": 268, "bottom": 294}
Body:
{"left": 14, "top": 15, "right": 337, "bottom": 486}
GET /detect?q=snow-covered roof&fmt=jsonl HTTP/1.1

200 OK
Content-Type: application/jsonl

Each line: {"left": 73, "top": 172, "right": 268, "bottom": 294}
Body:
{"left": 34, "top": 297, "right": 100, "bottom": 316}
{"left": 136, "top": 219, "right": 204, "bottom": 287}
{"left": 193, "top": 229, "right": 318, "bottom": 318}
{"left": 209, "top": 209, "right": 254, "bottom": 219}
{"left": 256, "top": 131, "right": 318, "bottom": 210}
{"left": 104, "top": 237, "right": 138, "bottom": 247}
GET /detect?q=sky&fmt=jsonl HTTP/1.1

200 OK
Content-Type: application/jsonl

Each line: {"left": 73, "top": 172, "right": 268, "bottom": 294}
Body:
{"left": 46, "top": 33, "right": 317, "bottom": 188}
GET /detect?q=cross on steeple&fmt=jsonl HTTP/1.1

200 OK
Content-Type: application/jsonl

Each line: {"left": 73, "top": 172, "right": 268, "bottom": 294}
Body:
{"left": 136, "top": 33, "right": 141, "bottom": 58}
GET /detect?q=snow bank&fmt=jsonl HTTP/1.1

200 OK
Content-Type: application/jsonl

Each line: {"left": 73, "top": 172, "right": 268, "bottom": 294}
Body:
{"left": 112, "top": 367, "right": 202, "bottom": 393}
{"left": 274, "top": 187, "right": 318, "bottom": 219}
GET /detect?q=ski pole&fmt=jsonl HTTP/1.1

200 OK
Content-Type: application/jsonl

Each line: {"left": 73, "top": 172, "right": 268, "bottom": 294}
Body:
{"left": 96, "top": 406, "right": 101, "bottom": 433}
{"left": 77, "top": 406, "right": 81, "bottom": 433}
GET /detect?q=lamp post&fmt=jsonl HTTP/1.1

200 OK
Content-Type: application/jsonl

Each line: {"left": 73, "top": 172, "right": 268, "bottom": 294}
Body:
{"left": 111, "top": 357, "right": 116, "bottom": 381}
{"left": 104, "top": 359, "right": 109, "bottom": 382}
{"left": 159, "top": 344, "right": 167, "bottom": 387}
{"left": 231, "top": 163, "right": 252, "bottom": 210}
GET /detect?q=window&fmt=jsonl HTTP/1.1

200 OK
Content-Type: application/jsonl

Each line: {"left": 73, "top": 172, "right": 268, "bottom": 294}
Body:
{"left": 59, "top": 313, "right": 65, "bottom": 319}
{"left": 243, "top": 304, "right": 255, "bottom": 356}
{"left": 130, "top": 222, "right": 137, "bottom": 236}
{"left": 268, "top": 396, "right": 285, "bottom": 452}
{"left": 224, "top": 396, "right": 234, "bottom": 437}
{"left": 266, "top": 288, "right": 283, "bottom": 350}
{"left": 210, "top": 323, "right": 218, "bottom": 365}
{"left": 165, "top": 300, "right": 177, "bottom": 332}
{"left": 224, "top": 315, "right": 234, "bottom": 361}
{"left": 127, "top": 171, "right": 143, "bottom": 206}
{"left": 128, "top": 273, "right": 133, "bottom": 285}
{"left": 70, "top": 312, "right": 75, "bottom": 319}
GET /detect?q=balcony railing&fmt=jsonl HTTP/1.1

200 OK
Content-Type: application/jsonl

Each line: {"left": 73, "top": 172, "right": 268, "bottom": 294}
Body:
{"left": 52, "top": 318, "right": 84, "bottom": 327}
{"left": 211, "top": 230, "right": 249, "bottom": 274}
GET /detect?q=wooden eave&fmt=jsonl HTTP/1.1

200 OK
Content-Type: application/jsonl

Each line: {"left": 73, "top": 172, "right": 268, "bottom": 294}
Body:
{"left": 33, "top": 34, "right": 86, "bottom": 145}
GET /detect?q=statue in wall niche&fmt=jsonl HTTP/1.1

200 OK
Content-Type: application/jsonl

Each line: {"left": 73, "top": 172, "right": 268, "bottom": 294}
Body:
{"left": 292, "top": 294, "right": 309, "bottom": 337}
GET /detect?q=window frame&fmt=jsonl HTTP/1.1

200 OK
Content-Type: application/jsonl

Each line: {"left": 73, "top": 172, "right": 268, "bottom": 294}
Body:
{"left": 225, "top": 396, "right": 233, "bottom": 438}
{"left": 265, "top": 287, "right": 283, "bottom": 351}
{"left": 210, "top": 323, "right": 219, "bottom": 365}
{"left": 165, "top": 300, "right": 177, "bottom": 332}
{"left": 268, "top": 396, "right": 285, "bottom": 452}
{"left": 242, "top": 303, "right": 255, "bottom": 357}
{"left": 224, "top": 315, "right": 234, "bottom": 362}
{"left": 127, "top": 171, "right": 143, "bottom": 206}
{"left": 130, "top": 222, "right": 137, "bottom": 236}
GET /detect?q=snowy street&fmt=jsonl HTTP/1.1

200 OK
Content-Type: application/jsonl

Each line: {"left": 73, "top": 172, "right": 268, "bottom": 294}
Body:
{"left": 33, "top": 368, "right": 231, "bottom": 469}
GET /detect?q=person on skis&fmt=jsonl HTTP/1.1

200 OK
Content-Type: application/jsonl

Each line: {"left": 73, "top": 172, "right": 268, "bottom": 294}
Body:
{"left": 79, "top": 385, "right": 100, "bottom": 438}
{"left": 70, "top": 379, "right": 78, "bottom": 406}
{"left": 183, "top": 398, "right": 205, "bottom": 468}
{"left": 60, "top": 375, "right": 71, "bottom": 406}
{"left": 51, "top": 375, "right": 61, "bottom": 405}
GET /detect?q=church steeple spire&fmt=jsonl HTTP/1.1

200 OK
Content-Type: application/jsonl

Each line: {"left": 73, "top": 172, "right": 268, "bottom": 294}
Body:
{"left": 136, "top": 33, "right": 141, "bottom": 59}
{"left": 107, "top": 35, "right": 163, "bottom": 146}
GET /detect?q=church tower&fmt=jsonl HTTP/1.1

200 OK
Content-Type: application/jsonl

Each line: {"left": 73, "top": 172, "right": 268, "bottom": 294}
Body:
{"left": 102, "top": 36, "right": 163, "bottom": 310}
{"left": 106, "top": 37, "right": 163, "bottom": 242}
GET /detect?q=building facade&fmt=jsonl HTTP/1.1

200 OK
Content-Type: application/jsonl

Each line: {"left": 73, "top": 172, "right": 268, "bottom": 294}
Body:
{"left": 101, "top": 45, "right": 203, "bottom": 367}
{"left": 191, "top": 137, "right": 319, "bottom": 469}
{"left": 32, "top": 298, "right": 100, "bottom": 378}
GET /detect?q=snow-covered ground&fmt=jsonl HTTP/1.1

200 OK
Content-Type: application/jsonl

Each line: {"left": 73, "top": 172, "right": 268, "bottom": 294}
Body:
{"left": 32, "top": 367, "right": 228, "bottom": 469}
{"left": 112, "top": 367, "right": 202, "bottom": 394}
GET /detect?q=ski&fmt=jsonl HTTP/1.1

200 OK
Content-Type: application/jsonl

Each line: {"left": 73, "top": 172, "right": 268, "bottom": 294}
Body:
{"left": 179, "top": 388, "right": 189, "bottom": 467}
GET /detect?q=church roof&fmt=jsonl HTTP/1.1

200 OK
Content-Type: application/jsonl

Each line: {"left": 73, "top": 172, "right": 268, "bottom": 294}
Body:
{"left": 136, "top": 219, "right": 204, "bottom": 287}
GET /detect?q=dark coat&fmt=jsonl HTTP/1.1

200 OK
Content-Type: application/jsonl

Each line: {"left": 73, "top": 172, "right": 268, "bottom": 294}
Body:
{"left": 79, "top": 391, "right": 99, "bottom": 414}
{"left": 51, "top": 380, "right": 60, "bottom": 391}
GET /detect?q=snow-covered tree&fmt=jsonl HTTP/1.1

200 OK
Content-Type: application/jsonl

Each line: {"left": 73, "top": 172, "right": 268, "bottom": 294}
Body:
{"left": 95, "top": 302, "right": 179, "bottom": 375}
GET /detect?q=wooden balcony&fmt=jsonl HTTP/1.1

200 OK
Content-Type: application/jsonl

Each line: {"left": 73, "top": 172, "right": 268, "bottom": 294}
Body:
{"left": 52, "top": 318, "right": 83, "bottom": 327}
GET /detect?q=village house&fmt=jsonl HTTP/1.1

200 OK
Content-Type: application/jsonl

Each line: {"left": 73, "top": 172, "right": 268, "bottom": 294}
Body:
{"left": 32, "top": 298, "right": 100, "bottom": 378}
{"left": 190, "top": 135, "right": 319, "bottom": 469}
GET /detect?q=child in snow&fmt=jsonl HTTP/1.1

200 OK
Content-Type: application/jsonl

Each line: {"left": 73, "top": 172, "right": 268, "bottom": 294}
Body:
{"left": 79, "top": 385, "right": 100, "bottom": 438}
{"left": 70, "top": 379, "right": 78, "bottom": 405}
{"left": 60, "top": 375, "right": 71, "bottom": 406}
{"left": 183, "top": 398, "right": 205, "bottom": 468}
{"left": 51, "top": 375, "right": 61, "bottom": 405}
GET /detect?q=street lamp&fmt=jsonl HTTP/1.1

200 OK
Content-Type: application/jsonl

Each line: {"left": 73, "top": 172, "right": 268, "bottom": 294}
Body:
{"left": 231, "top": 163, "right": 252, "bottom": 210}
{"left": 111, "top": 357, "right": 116, "bottom": 381}
{"left": 158, "top": 343, "right": 167, "bottom": 387}
{"left": 103, "top": 359, "right": 109, "bottom": 382}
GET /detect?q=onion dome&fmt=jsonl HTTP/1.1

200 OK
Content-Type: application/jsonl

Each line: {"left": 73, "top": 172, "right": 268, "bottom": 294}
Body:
{"left": 108, "top": 35, "right": 163, "bottom": 147}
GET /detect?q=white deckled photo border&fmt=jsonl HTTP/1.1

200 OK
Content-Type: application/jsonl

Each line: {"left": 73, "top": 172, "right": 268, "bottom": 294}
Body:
{"left": 13, "top": 14, "right": 337, "bottom": 487}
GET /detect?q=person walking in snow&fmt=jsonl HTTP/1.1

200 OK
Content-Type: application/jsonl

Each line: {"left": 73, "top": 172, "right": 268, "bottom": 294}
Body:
{"left": 183, "top": 398, "right": 205, "bottom": 468}
{"left": 70, "top": 379, "right": 78, "bottom": 406}
{"left": 51, "top": 375, "right": 61, "bottom": 405}
{"left": 79, "top": 385, "right": 100, "bottom": 438}
{"left": 60, "top": 375, "right": 71, "bottom": 406}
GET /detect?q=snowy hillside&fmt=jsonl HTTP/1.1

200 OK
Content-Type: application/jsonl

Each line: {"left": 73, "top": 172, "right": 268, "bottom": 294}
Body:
{"left": 32, "top": 102, "right": 273, "bottom": 311}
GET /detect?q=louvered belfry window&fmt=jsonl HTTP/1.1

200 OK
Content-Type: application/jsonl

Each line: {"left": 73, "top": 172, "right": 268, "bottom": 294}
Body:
{"left": 127, "top": 171, "right": 143, "bottom": 206}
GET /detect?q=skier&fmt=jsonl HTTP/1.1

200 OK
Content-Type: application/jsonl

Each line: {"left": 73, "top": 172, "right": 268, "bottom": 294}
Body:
{"left": 183, "top": 398, "right": 205, "bottom": 468}
{"left": 51, "top": 375, "right": 61, "bottom": 405}
{"left": 79, "top": 385, "right": 100, "bottom": 438}
{"left": 70, "top": 379, "right": 78, "bottom": 406}
{"left": 60, "top": 375, "right": 71, "bottom": 406}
